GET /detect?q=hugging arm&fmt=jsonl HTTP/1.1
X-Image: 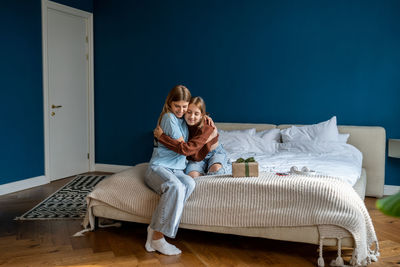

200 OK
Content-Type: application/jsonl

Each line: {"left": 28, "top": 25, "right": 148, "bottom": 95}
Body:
{"left": 155, "top": 126, "right": 215, "bottom": 156}
{"left": 204, "top": 115, "right": 215, "bottom": 127}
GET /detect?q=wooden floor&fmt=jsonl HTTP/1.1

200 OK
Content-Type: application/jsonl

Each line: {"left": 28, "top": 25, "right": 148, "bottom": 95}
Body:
{"left": 0, "top": 173, "right": 399, "bottom": 267}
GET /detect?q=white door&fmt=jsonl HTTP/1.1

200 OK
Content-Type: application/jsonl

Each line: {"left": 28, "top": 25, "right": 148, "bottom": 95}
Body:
{"left": 47, "top": 8, "right": 90, "bottom": 181}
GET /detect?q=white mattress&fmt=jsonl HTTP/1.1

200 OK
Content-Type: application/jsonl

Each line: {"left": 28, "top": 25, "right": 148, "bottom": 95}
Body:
{"left": 225, "top": 141, "right": 363, "bottom": 186}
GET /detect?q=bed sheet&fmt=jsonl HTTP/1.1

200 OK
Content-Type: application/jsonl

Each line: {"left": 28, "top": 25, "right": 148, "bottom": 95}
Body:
{"left": 225, "top": 141, "right": 362, "bottom": 186}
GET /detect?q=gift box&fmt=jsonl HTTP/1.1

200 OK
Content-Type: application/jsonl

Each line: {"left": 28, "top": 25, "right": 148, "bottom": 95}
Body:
{"left": 232, "top": 157, "right": 259, "bottom": 177}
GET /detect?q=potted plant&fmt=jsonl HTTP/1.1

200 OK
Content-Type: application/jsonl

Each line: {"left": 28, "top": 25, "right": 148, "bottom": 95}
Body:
{"left": 376, "top": 192, "right": 400, "bottom": 218}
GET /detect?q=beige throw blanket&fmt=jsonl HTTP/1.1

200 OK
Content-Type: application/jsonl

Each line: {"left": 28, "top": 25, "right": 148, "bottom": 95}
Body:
{"left": 83, "top": 163, "right": 378, "bottom": 266}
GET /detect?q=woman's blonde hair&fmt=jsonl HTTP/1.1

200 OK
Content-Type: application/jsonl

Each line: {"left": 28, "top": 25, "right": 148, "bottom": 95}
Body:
{"left": 189, "top": 96, "right": 207, "bottom": 128}
{"left": 157, "top": 85, "right": 191, "bottom": 125}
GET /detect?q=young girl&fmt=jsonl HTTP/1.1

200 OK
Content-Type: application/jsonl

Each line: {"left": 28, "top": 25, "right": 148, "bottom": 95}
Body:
{"left": 144, "top": 85, "right": 194, "bottom": 256}
{"left": 154, "top": 96, "right": 229, "bottom": 177}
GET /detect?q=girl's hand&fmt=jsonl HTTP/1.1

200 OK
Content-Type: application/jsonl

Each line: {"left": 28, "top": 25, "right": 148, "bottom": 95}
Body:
{"left": 153, "top": 126, "right": 164, "bottom": 139}
{"left": 206, "top": 127, "right": 218, "bottom": 143}
{"left": 204, "top": 115, "right": 215, "bottom": 127}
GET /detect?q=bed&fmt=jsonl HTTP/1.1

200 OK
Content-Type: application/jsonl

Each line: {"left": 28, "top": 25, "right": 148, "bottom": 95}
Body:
{"left": 80, "top": 121, "right": 385, "bottom": 266}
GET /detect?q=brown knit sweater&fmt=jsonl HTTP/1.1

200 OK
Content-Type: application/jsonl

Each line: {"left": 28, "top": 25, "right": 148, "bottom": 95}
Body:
{"left": 157, "top": 121, "right": 218, "bottom": 162}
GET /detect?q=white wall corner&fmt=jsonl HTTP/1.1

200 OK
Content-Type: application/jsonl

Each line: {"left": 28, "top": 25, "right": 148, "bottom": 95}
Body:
{"left": 384, "top": 185, "right": 400, "bottom": 196}
{"left": 95, "top": 164, "right": 133, "bottom": 173}
{"left": 0, "top": 176, "right": 48, "bottom": 196}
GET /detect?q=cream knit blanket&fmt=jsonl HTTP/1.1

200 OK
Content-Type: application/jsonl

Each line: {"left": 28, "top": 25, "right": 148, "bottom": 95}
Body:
{"left": 82, "top": 163, "right": 378, "bottom": 266}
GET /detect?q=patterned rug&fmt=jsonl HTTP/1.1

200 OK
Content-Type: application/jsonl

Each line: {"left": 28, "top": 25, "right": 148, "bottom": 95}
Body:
{"left": 15, "top": 175, "right": 108, "bottom": 220}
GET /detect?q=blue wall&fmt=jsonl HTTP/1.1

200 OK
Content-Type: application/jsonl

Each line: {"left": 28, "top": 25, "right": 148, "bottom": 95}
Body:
{"left": 1, "top": 0, "right": 399, "bottom": 187}
{"left": 52, "top": 0, "right": 93, "bottom": 13}
{"left": 0, "top": 0, "right": 92, "bottom": 186}
{"left": 0, "top": 1, "right": 44, "bottom": 185}
{"left": 94, "top": 0, "right": 400, "bottom": 185}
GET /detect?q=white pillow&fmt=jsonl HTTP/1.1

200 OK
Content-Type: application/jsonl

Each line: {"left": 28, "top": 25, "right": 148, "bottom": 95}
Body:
{"left": 218, "top": 128, "right": 280, "bottom": 155}
{"left": 256, "top": 128, "right": 281, "bottom": 143}
{"left": 218, "top": 128, "right": 256, "bottom": 136}
{"left": 281, "top": 116, "right": 339, "bottom": 142}
{"left": 219, "top": 128, "right": 256, "bottom": 135}
{"left": 338, "top": 133, "right": 350, "bottom": 143}
{"left": 219, "top": 130, "right": 263, "bottom": 154}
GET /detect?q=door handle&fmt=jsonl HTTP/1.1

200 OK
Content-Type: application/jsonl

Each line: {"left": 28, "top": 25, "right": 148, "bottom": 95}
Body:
{"left": 51, "top": 105, "right": 63, "bottom": 109}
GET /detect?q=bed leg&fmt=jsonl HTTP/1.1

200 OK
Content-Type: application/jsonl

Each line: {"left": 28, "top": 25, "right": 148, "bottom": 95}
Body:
{"left": 94, "top": 216, "right": 99, "bottom": 230}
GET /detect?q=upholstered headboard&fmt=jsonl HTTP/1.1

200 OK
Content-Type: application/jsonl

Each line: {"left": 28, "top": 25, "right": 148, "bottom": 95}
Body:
{"left": 215, "top": 123, "right": 386, "bottom": 198}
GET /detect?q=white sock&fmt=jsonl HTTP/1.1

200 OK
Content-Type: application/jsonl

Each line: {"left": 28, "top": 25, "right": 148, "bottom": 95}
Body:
{"left": 145, "top": 226, "right": 155, "bottom": 252}
{"left": 151, "top": 238, "right": 181, "bottom": 256}
{"left": 145, "top": 226, "right": 181, "bottom": 255}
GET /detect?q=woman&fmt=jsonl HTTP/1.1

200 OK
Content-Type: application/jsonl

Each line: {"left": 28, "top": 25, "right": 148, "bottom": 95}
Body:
{"left": 154, "top": 96, "right": 229, "bottom": 177}
{"left": 144, "top": 85, "right": 194, "bottom": 256}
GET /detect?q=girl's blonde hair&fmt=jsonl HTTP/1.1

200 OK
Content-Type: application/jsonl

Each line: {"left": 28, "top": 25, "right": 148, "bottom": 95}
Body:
{"left": 189, "top": 96, "right": 207, "bottom": 128}
{"left": 157, "top": 85, "right": 191, "bottom": 125}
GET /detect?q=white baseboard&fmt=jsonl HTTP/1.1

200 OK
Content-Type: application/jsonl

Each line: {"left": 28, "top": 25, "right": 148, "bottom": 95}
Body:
{"left": 0, "top": 175, "right": 48, "bottom": 196}
{"left": 384, "top": 185, "right": 400, "bottom": 196}
{"left": 95, "top": 164, "right": 133, "bottom": 173}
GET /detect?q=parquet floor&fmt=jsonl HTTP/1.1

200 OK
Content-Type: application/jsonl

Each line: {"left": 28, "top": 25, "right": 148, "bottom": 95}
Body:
{"left": 0, "top": 173, "right": 399, "bottom": 266}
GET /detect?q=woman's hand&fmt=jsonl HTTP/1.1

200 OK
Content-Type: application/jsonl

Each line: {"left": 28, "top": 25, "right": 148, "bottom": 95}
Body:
{"left": 153, "top": 126, "right": 164, "bottom": 139}
{"left": 204, "top": 115, "right": 215, "bottom": 127}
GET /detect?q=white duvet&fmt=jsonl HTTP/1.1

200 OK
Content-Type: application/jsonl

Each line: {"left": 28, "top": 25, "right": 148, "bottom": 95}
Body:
{"left": 223, "top": 140, "right": 363, "bottom": 186}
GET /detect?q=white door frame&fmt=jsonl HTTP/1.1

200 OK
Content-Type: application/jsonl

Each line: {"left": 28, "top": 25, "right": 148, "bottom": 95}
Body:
{"left": 41, "top": 0, "right": 95, "bottom": 182}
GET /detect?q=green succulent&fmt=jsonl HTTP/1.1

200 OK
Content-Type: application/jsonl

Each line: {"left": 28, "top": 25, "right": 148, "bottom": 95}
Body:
{"left": 376, "top": 192, "right": 400, "bottom": 218}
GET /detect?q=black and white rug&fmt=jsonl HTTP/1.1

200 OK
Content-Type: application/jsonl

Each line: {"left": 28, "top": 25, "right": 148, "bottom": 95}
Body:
{"left": 16, "top": 175, "right": 108, "bottom": 220}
